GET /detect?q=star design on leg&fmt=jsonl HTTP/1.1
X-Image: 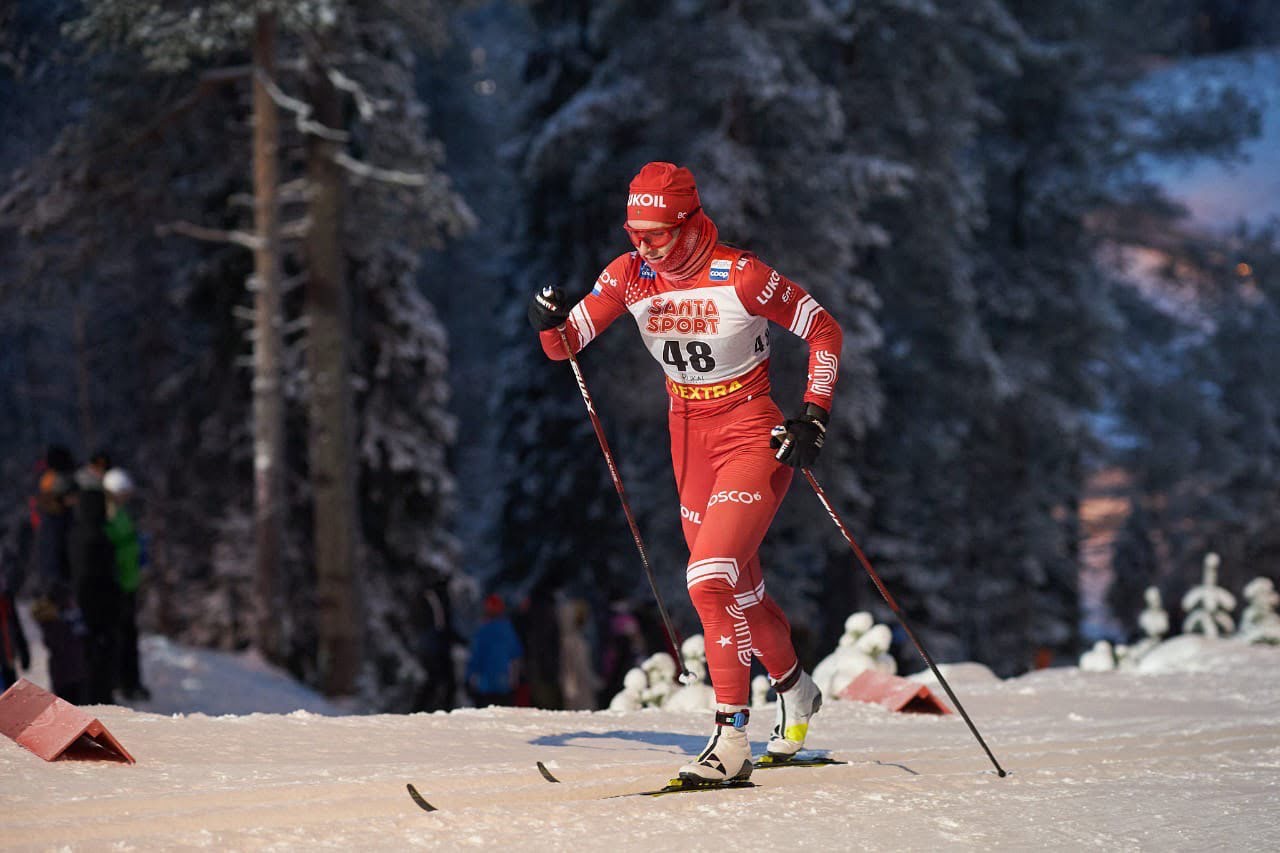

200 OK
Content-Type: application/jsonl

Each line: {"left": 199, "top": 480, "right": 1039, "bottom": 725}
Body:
{"left": 717, "top": 635, "right": 732, "bottom": 647}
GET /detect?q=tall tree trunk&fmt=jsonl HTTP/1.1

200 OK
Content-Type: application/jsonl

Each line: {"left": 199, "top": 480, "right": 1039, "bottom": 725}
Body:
{"left": 251, "top": 12, "right": 287, "bottom": 665}
{"left": 71, "top": 295, "right": 96, "bottom": 454}
{"left": 305, "top": 47, "right": 362, "bottom": 694}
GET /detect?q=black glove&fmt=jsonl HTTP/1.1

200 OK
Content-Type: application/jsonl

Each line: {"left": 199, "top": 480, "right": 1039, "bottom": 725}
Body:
{"left": 528, "top": 285, "right": 571, "bottom": 331}
{"left": 771, "top": 403, "right": 829, "bottom": 468}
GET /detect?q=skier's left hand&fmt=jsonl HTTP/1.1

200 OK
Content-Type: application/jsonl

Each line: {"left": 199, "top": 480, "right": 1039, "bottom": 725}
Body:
{"left": 771, "top": 403, "right": 828, "bottom": 468}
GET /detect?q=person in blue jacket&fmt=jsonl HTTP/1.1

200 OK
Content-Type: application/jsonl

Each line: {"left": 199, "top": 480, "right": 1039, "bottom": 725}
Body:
{"left": 465, "top": 594, "right": 524, "bottom": 707}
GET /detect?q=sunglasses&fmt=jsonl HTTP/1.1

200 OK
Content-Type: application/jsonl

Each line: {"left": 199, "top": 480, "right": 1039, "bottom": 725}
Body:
{"left": 623, "top": 207, "right": 700, "bottom": 249}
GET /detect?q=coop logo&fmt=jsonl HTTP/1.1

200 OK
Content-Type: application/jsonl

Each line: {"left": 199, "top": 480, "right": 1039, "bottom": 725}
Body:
{"left": 709, "top": 259, "right": 732, "bottom": 281}
{"left": 681, "top": 504, "right": 703, "bottom": 525}
{"left": 708, "top": 490, "right": 763, "bottom": 508}
{"left": 756, "top": 270, "right": 782, "bottom": 305}
{"left": 628, "top": 193, "right": 667, "bottom": 208}
{"left": 646, "top": 296, "right": 721, "bottom": 335}
{"left": 639, "top": 262, "right": 656, "bottom": 279}
{"left": 597, "top": 269, "right": 619, "bottom": 289}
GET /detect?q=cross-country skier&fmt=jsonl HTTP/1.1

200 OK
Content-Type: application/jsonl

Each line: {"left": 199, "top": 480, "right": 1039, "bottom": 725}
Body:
{"left": 528, "top": 162, "right": 842, "bottom": 784}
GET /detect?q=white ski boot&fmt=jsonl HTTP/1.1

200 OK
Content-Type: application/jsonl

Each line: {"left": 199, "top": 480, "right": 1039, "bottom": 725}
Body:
{"left": 678, "top": 705, "right": 753, "bottom": 783}
{"left": 766, "top": 667, "right": 822, "bottom": 760}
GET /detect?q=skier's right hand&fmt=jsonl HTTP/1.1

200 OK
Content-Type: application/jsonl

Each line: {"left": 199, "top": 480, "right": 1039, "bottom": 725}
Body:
{"left": 528, "top": 285, "right": 571, "bottom": 331}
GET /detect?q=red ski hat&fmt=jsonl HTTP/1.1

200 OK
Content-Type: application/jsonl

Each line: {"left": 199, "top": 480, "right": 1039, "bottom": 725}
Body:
{"left": 626, "top": 162, "right": 700, "bottom": 226}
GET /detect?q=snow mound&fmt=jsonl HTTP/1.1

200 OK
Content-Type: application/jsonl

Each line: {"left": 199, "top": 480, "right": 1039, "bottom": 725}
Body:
{"left": 905, "top": 662, "right": 1000, "bottom": 689}
{"left": 1135, "top": 634, "right": 1275, "bottom": 674}
{"left": 127, "top": 636, "right": 346, "bottom": 717}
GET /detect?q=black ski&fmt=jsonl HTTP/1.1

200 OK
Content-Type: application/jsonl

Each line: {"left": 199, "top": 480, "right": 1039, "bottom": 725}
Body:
{"left": 611, "top": 778, "right": 757, "bottom": 798}
{"left": 406, "top": 783, "right": 438, "bottom": 812}
{"left": 754, "top": 753, "right": 846, "bottom": 769}
{"left": 536, "top": 761, "right": 561, "bottom": 783}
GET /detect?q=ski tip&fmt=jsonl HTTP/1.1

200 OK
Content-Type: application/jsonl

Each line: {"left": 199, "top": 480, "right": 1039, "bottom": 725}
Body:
{"left": 406, "top": 783, "right": 438, "bottom": 812}
{"left": 536, "top": 761, "right": 562, "bottom": 783}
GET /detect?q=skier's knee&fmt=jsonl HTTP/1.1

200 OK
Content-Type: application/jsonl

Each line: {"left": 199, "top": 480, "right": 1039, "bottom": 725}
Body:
{"left": 686, "top": 557, "right": 739, "bottom": 604}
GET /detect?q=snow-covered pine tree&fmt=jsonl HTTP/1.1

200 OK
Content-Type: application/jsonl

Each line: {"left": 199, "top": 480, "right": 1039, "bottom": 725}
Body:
{"left": 1182, "top": 552, "right": 1237, "bottom": 637}
{"left": 1093, "top": 17, "right": 1278, "bottom": 641}
{"left": 1139, "top": 585, "right": 1170, "bottom": 642}
{"left": 1115, "top": 585, "right": 1170, "bottom": 669}
{"left": 491, "top": 0, "right": 896, "bottom": 646}
{"left": 66, "top": 0, "right": 307, "bottom": 665}
{"left": 1238, "top": 577, "right": 1280, "bottom": 645}
{"left": 3, "top": 0, "right": 471, "bottom": 706}
{"left": 842, "top": 0, "right": 1038, "bottom": 672}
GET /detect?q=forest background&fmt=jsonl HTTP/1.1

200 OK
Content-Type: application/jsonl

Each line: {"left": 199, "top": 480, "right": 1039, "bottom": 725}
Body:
{"left": 2, "top": 0, "right": 1278, "bottom": 710}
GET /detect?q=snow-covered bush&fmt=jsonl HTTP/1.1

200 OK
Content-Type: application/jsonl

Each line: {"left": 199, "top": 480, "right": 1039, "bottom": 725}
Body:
{"left": 639, "top": 652, "right": 677, "bottom": 707}
{"left": 814, "top": 611, "right": 897, "bottom": 698}
{"left": 663, "top": 634, "right": 715, "bottom": 711}
{"left": 608, "top": 668, "right": 648, "bottom": 711}
{"left": 1079, "top": 640, "right": 1118, "bottom": 672}
{"left": 751, "top": 674, "right": 771, "bottom": 709}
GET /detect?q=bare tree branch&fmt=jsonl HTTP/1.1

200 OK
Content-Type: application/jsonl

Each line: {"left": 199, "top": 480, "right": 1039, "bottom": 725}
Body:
{"left": 326, "top": 67, "right": 391, "bottom": 120}
{"left": 255, "top": 68, "right": 349, "bottom": 142}
{"left": 230, "top": 178, "right": 312, "bottom": 209}
{"left": 156, "top": 220, "right": 261, "bottom": 250}
{"left": 332, "top": 151, "right": 429, "bottom": 187}
{"left": 282, "top": 316, "right": 310, "bottom": 337}
{"left": 279, "top": 216, "right": 312, "bottom": 241}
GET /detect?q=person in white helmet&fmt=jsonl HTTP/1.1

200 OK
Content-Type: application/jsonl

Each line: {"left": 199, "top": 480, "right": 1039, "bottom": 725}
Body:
{"left": 104, "top": 468, "right": 150, "bottom": 701}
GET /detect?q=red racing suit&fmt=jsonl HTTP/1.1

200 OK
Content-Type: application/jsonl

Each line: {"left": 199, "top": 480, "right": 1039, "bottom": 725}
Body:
{"left": 539, "top": 245, "right": 842, "bottom": 705}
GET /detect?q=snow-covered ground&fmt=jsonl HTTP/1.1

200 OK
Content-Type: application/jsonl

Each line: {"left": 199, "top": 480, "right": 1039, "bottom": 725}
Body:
{"left": 3, "top": 606, "right": 1278, "bottom": 852}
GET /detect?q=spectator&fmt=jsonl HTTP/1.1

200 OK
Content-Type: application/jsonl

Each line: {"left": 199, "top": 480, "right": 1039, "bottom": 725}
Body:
{"left": 70, "top": 450, "right": 120, "bottom": 704}
{"left": 599, "top": 599, "right": 645, "bottom": 707}
{"left": 30, "top": 445, "right": 88, "bottom": 703}
{"left": 1, "top": 542, "right": 31, "bottom": 690}
{"left": 559, "top": 598, "right": 601, "bottom": 711}
{"left": 513, "top": 583, "right": 562, "bottom": 709}
{"left": 412, "top": 578, "right": 460, "bottom": 712}
{"left": 104, "top": 468, "right": 150, "bottom": 701}
{"left": 465, "top": 594, "right": 523, "bottom": 707}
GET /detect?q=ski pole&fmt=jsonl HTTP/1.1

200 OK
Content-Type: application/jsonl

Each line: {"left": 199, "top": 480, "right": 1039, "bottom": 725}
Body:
{"left": 801, "top": 466, "right": 1007, "bottom": 777}
{"left": 556, "top": 327, "right": 696, "bottom": 685}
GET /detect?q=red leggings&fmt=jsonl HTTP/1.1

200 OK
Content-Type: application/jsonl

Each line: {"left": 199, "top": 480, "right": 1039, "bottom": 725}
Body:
{"left": 671, "top": 395, "right": 799, "bottom": 706}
